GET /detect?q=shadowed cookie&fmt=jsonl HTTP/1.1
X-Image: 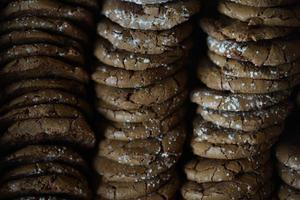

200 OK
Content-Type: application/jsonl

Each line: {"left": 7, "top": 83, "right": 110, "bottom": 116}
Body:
{"left": 94, "top": 37, "right": 192, "bottom": 70}
{"left": 184, "top": 153, "right": 270, "bottom": 183}
{"left": 98, "top": 124, "right": 186, "bottom": 166}
{"left": 208, "top": 51, "right": 300, "bottom": 80}
{"left": 278, "top": 184, "right": 300, "bottom": 200}
{"left": 102, "top": 0, "right": 200, "bottom": 30}
{"left": 0, "top": 57, "right": 89, "bottom": 84}
{"left": 191, "top": 87, "right": 290, "bottom": 112}
{"left": 8, "top": 196, "right": 69, "bottom": 200}
{"left": 197, "top": 58, "right": 300, "bottom": 93}
{"left": 97, "top": 18, "right": 193, "bottom": 54}
{"left": 200, "top": 16, "right": 294, "bottom": 42}
{"left": 278, "top": 163, "right": 300, "bottom": 190}
{"left": 276, "top": 139, "right": 300, "bottom": 171}
{"left": 0, "top": 117, "right": 95, "bottom": 150}
{"left": 226, "top": 0, "right": 298, "bottom": 7}
{"left": 218, "top": 1, "right": 300, "bottom": 27}
{"left": 207, "top": 36, "right": 300, "bottom": 67}
{"left": 0, "top": 0, "right": 94, "bottom": 27}
{"left": 103, "top": 107, "right": 185, "bottom": 141}
{"left": 92, "top": 61, "right": 183, "bottom": 88}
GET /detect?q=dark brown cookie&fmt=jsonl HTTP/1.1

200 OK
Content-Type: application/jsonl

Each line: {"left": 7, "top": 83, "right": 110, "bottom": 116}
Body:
{"left": 60, "top": 0, "right": 98, "bottom": 10}
{"left": 92, "top": 60, "right": 182, "bottom": 88}
{"left": 200, "top": 16, "right": 293, "bottom": 42}
{"left": 208, "top": 51, "right": 300, "bottom": 80}
{"left": 0, "top": 117, "right": 95, "bottom": 149}
{"left": 0, "top": 175, "right": 92, "bottom": 200}
{"left": 197, "top": 58, "right": 300, "bottom": 93}
{"left": 226, "top": 0, "right": 298, "bottom": 7}
{"left": 218, "top": 1, "right": 300, "bottom": 27}
{"left": 98, "top": 18, "right": 193, "bottom": 54}
{"left": 191, "top": 87, "right": 290, "bottom": 112}
{"left": 94, "top": 37, "right": 192, "bottom": 70}
{"left": 276, "top": 138, "right": 300, "bottom": 171}
{"left": 185, "top": 153, "right": 270, "bottom": 183}
{"left": 102, "top": 0, "right": 200, "bottom": 30}
{"left": 9, "top": 196, "right": 69, "bottom": 200}
{"left": 197, "top": 103, "right": 289, "bottom": 132}
{"left": 278, "top": 184, "right": 300, "bottom": 200}
{"left": 278, "top": 162, "right": 300, "bottom": 190}
{"left": 207, "top": 36, "right": 300, "bottom": 67}
{"left": 1, "top": 0, "right": 94, "bottom": 27}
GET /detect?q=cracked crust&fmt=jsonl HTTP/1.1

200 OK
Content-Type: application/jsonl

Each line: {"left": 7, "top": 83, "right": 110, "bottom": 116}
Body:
{"left": 278, "top": 162, "right": 300, "bottom": 190}
{"left": 208, "top": 51, "right": 300, "bottom": 80}
{"left": 200, "top": 16, "right": 293, "bottom": 42}
{"left": 92, "top": 60, "right": 182, "bottom": 88}
{"left": 226, "top": 0, "right": 298, "bottom": 7}
{"left": 94, "top": 37, "right": 192, "bottom": 70}
{"left": 198, "top": 57, "right": 300, "bottom": 93}
{"left": 0, "top": 174, "right": 92, "bottom": 199}
{"left": 98, "top": 124, "right": 186, "bottom": 166}
{"left": 0, "top": 56, "right": 89, "bottom": 84}
{"left": 0, "top": 43, "right": 85, "bottom": 66}
{"left": 0, "top": 117, "right": 96, "bottom": 149}
{"left": 276, "top": 138, "right": 300, "bottom": 171}
{"left": 193, "top": 116, "right": 283, "bottom": 145}
{"left": 278, "top": 184, "right": 300, "bottom": 200}
{"left": 191, "top": 87, "right": 290, "bottom": 112}
{"left": 102, "top": 0, "right": 200, "bottom": 30}
{"left": 98, "top": 18, "right": 193, "bottom": 54}
{"left": 0, "top": 0, "right": 94, "bottom": 27}
{"left": 218, "top": 1, "right": 300, "bottom": 27}
{"left": 184, "top": 153, "right": 270, "bottom": 183}
{"left": 197, "top": 103, "right": 290, "bottom": 132}
{"left": 207, "top": 36, "right": 300, "bottom": 67}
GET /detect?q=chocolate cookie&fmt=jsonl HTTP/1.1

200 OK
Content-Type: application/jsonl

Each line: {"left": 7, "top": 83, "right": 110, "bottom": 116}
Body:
{"left": 121, "top": 0, "right": 174, "bottom": 5}
{"left": 208, "top": 51, "right": 300, "bottom": 80}
{"left": 185, "top": 153, "right": 270, "bottom": 183}
{"left": 0, "top": 175, "right": 92, "bottom": 199}
{"left": 276, "top": 138, "right": 300, "bottom": 171}
{"left": 278, "top": 184, "right": 300, "bottom": 200}
{"left": 1, "top": 0, "right": 94, "bottom": 27}
{"left": 102, "top": 0, "right": 199, "bottom": 30}
{"left": 9, "top": 196, "right": 69, "bottom": 200}
{"left": 200, "top": 16, "right": 293, "bottom": 42}
{"left": 278, "top": 163, "right": 300, "bottom": 190}
{"left": 198, "top": 58, "right": 300, "bottom": 93}
{"left": 0, "top": 117, "right": 95, "bottom": 150}
{"left": 191, "top": 87, "right": 290, "bottom": 112}
{"left": 226, "top": 0, "right": 298, "bottom": 7}
{"left": 94, "top": 37, "right": 192, "bottom": 70}
{"left": 92, "top": 60, "right": 182, "bottom": 88}
{"left": 98, "top": 124, "right": 185, "bottom": 166}
{"left": 98, "top": 18, "right": 193, "bottom": 54}
{"left": 207, "top": 36, "right": 300, "bottom": 67}
{"left": 0, "top": 56, "right": 89, "bottom": 84}
{"left": 197, "top": 103, "right": 289, "bottom": 132}
{"left": 218, "top": 1, "right": 300, "bottom": 27}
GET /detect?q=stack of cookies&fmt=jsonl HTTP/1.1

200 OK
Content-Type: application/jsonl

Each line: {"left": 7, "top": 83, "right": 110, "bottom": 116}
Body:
{"left": 0, "top": 0, "right": 97, "bottom": 199}
{"left": 182, "top": 0, "right": 300, "bottom": 199}
{"left": 92, "top": 0, "right": 200, "bottom": 199}
{"left": 276, "top": 137, "right": 300, "bottom": 199}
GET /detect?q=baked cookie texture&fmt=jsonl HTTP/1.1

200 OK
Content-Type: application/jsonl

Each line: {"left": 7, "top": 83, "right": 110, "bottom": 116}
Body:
{"left": 182, "top": 0, "right": 300, "bottom": 199}
{"left": 92, "top": 0, "right": 200, "bottom": 199}
{"left": 0, "top": 0, "right": 98, "bottom": 199}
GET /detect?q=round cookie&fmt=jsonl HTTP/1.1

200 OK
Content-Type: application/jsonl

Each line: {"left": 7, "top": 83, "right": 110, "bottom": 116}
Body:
{"left": 0, "top": 56, "right": 89, "bottom": 84}
{"left": 96, "top": 91, "right": 187, "bottom": 123}
{"left": 197, "top": 58, "right": 300, "bottom": 93}
{"left": 1, "top": 0, "right": 94, "bottom": 27}
{"left": 207, "top": 36, "right": 300, "bottom": 67}
{"left": 218, "top": 1, "right": 300, "bottom": 27}
{"left": 0, "top": 43, "right": 85, "bottom": 66}
{"left": 191, "top": 87, "right": 290, "bottom": 112}
{"left": 197, "top": 103, "right": 289, "bottom": 132}
{"left": 0, "top": 117, "right": 95, "bottom": 150}
{"left": 184, "top": 153, "right": 270, "bottom": 183}
{"left": 98, "top": 18, "right": 193, "bottom": 54}
{"left": 0, "top": 16, "right": 89, "bottom": 45}
{"left": 226, "top": 0, "right": 298, "bottom": 7}
{"left": 92, "top": 60, "right": 182, "bottom": 88}
{"left": 102, "top": 0, "right": 200, "bottom": 30}
{"left": 193, "top": 117, "right": 283, "bottom": 145}
{"left": 0, "top": 175, "right": 92, "bottom": 199}
{"left": 278, "top": 163, "right": 300, "bottom": 189}
{"left": 208, "top": 51, "right": 300, "bottom": 80}
{"left": 94, "top": 37, "right": 192, "bottom": 70}
{"left": 278, "top": 184, "right": 300, "bottom": 200}
{"left": 200, "top": 16, "right": 293, "bottom": 42}
{"left": 98, "top": 124, "right": 185, "bottom": 166}
{"left": 121, "top": 0, "right": 174, "bottom": 5}
{"left": 276, "top": 138, "right": 300, "bottom": 171}
{"left": 103, "top": 107, "right": 185, "bottom": 141}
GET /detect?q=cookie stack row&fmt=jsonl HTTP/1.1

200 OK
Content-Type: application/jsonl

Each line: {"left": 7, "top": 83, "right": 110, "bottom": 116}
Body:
{"left": 181, "top": 0, "right": 300, "bottom": 199}
{"left": 92, "top": 0, "right": 200, "bottom": 199}
{"left": 0, "top": 0, "right": 97, "bottom": 199}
